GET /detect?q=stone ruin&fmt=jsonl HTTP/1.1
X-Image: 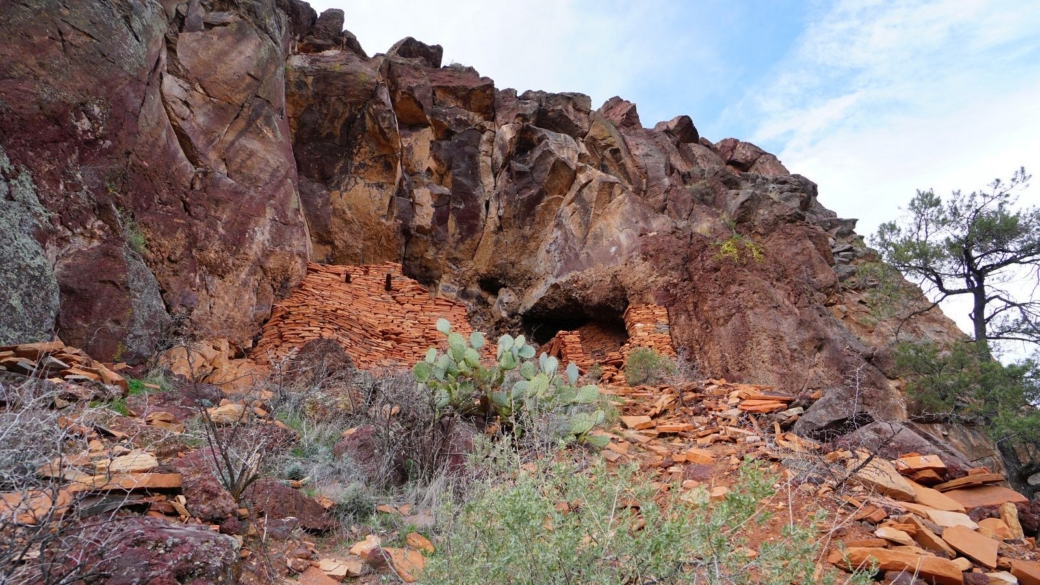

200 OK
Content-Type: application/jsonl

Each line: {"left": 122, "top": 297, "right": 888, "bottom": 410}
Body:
{"left": 254, "top": 263, "right": 678, "bottom": 377}
{"left": 542, "top": 304, "right": 677, "bottom": 384}
{"left": 254, "top": 263, "right": 479, "bottom": 370}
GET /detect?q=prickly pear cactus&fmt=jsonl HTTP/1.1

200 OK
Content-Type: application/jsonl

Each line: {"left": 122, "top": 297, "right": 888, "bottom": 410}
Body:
{"left": 413, "top": 319, "right": 608, "bottom": 446}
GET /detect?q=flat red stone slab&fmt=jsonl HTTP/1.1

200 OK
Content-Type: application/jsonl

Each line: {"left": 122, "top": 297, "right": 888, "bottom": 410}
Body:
{"left": 941, "top": 524, "right": 998, "bottom": 569}
{"left": 1011, "top": 560, "right": 1040, "bottom": 585}
{"left": 944, "top": 485, "right": 1028, "bottom": 509}
{"left": 933, "top": 473, "right": 1005, "bottom": 492}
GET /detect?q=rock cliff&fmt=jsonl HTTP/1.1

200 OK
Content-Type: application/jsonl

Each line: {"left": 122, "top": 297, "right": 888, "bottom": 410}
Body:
{"left": 0, "top": 0, "right": 1013, "bottom": 480}
{"left": 279, "top": 5, "right": 967, "bottom": 450}
{"left": 0, "top": 0, "right": 309, "bottom": 361}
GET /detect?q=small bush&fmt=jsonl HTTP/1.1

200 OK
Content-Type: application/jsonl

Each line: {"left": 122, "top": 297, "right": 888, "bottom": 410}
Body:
{"left": 585, "top": 362, "right": 603, "bottom": 381}
{"left": 116, "top": 207, "right": 147, "bottom": 255}
{"left": 624, "top": 347, "right": 676, "bottom": 386}
{"left": 714, "top": 233, "right": 763, "bottom": 264}
{"left": 332, "top": 482, "right": 375, "bottom": 523}
{"left": 423, "top": 455, "right": 869, "bottom": 584}
{"left": 90, "top": 396, "right": 129, "bottom": 416}
{"left": 853, "top": 262, "right": 918, "bottom": 324}
{"left": 126, "top": 375, "right": 171, "bottom": 397}
{"left": 279, "top": 420, "right": 364, "bottom": 487}
{"left": 283, "top": 460, "right": 306, "bottom": 481}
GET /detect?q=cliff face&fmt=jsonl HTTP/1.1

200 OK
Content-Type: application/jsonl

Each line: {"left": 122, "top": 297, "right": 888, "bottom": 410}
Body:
{"left": 0, "top": 1, "right": 998, "bottom": 469}
{"left": 280, "top": 12, "right": 966, "bottom": 438}
{"left": 0, "top": 0, "right": 309, "bottom": 361}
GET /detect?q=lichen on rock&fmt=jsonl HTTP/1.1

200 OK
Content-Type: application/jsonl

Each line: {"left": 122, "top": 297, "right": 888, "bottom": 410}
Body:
{"left": 0, "top": 147, "right": 59, "bottom": 345}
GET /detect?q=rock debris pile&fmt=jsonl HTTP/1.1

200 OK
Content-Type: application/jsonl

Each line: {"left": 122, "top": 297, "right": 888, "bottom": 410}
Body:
{"left": 595, "top": 377, "right": 1040, "bottom": 584}
{"left": 0, "top": 340, "right": 127, "bottom": 392}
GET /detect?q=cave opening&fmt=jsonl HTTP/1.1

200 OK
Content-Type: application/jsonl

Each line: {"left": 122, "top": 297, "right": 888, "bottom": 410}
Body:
{"left": 522, "top": 303, "right": 630, "bottom": 362}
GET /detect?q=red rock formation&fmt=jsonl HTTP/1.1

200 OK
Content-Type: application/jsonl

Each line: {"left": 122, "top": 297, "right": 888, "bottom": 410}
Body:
{"left": 0, "top": 0, "right": 309, "bottom": 359}
{"left": 2, "top": 0, "right": 1025, "bottom": 487}
{"left": 277, "top": 12, "right": 1008, "bottom": 480}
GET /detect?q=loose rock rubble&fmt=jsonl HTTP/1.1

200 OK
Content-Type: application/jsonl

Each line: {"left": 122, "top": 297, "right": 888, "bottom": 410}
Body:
{"left": 584, "top": 372, "right": 1040, "bottom": 584}
{"left": 0, "top": 339, "right": 127, "bottom": 392}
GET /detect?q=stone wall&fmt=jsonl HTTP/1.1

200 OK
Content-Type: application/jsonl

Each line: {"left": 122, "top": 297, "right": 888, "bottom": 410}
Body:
{"left": 254, "top": 263, "right": 477, "bottom": 369}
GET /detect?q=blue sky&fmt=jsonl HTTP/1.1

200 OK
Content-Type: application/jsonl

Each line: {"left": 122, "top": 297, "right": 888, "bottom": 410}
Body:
{"left": 307, "top": 0, "right": 1040, "bottom": 342}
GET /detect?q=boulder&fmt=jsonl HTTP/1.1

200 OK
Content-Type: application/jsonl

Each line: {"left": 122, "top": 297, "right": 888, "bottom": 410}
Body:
{"left": 904, "top": 514, "right": 956, "bottom": 557}
{"left": 388, "top": 37, "right": 444, "bottom": 68}
{"left": 896, "top": 454, "right": 948, "bottom": 475}
{"left": 310, "top": 8, "right": 344, "bottom": 42}
{"left": 941, "top": 524, "right": 999, "bottom": 569}
{"left": 518, "top": 90, "right": 593, "bottom": 139}
{"left": 71, "top": 516, "right": 238, "bottom": 584}
{"left": 909, "top": 480, "right": 967, "bottom": 513}
{"left": 714, "top": 138, "right": 768, "bottom": 171}
{"left": 207, "top": 403, "right": 249, "bottom": 426}
{"left": 846, "top": 454, "right": 917, "bottom": 501}
{"left": 829, "top": 421, "right": 973, "bottom": 474}
{"left": 875, "top": 526, "right": 915, "bottom": 546}
{"left": 598, "top": 96, "right": 641, "bottom": 129}
{"left": 0, "top": 149, "right": 60, "bottom": 345}
{"left": 245, "top": 478, "right": 335, "bottom": 532}
{"left": 977, "top": 517, "right": 1012, "bottom": 539}
{"left": 289, "top": 338, "right": 355, "bottom": 386}
{"left": 168, "top": 449, "right": 237, "bottom": 524}
{"left": 1000, "top": 502, "right": 1025, "bottom": 539}
{"left": 945, "top": 485, "right": 1030, "bottom": 510}
{"left": 384, "top": 547, "right": 425, "bottom": 582}
{"left": 277, "top": 0, "right": 317, "bottom": 40}
{"left": 653, "top": 115, "right": 699, "bottom": 144}
{"left": 1011, "top": 560, "right": 1040, "bottom": 585}
{"left": 922, "top": 509, "right": 979, "bottom": 530}
{"left": 300, "top": 565, "right": 341, "bottom": 585}
{"left": 749, "top": 154, "right": 789, "bottom": 177}
{"left": 55, "top": 241, "right": 170, "bottom": 364}
{"left": 297, "top": 8, "right": 366, "bottom": 56}
{"left": 333, "top": 425, "right": 385, "bottom": 485}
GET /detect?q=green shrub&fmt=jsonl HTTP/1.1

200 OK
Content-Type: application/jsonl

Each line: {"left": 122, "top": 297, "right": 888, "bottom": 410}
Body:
{"left": 127, "top": 379, "right": 145, "bottom": 396}
{"left": 332, "top": 482, "right": 375, "bottom": 522}
{"left": 126, "top": 228, "right": 146, "bottom": 255}
{"left": 127, "top": 375, "right": 171, "bottom": 397}
{"left": 423, "top": 456, "right": 869, "bottom": 584}
{"left": 282, "top": 421, "right": 364, "bottom": 485}
{"left": 413, "top": 319, "right": 607, "bottom": 447}
{"left": 896, "top": 340, "right": 1040, "bottom": 441}
{"left": 116, "top": 207, "right": 147, "bottom": 255}
{"left": 624, "top": 347, "right": 676, "bottom": 386}
{"left": 586, "top": 362, "right": 603, "bottom": 381}
{"left": 714, "top": 233, "right": 763, "bottom": 264}
{"left": 283, "top": 460, "right": 306, "bottom": 481}
{"left": 854, "top": 262, "right": 916, "bottom": 324}
{"left": 90, "top": 397, "right": 129, "bottom": 416}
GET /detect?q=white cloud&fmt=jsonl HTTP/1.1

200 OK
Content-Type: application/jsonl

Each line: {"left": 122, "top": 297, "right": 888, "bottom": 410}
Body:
{"left": 303, "top": 0, "right": 681, "bottom": 111}
{"left": 742, "top": 0, "right": 1040, "bottom": 229}
{"left": 739, "top": 0, "right": 1040, "bottom": 344}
